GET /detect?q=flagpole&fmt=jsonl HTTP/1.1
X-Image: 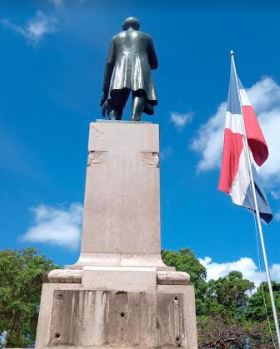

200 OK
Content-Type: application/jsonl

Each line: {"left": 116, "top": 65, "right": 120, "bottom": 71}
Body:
{"left": 230, "top": 50, "right": 280, "bottom": 348}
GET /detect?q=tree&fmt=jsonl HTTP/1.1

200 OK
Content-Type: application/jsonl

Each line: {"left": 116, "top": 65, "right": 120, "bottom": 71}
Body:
{"left": 197, "top": 272, "right": 280, "bottom": 348}
{"left": 247, "top": 281, "right": 280, "bottom": 322}
{"left": 0, "top": 248, "right": 58, "bottom": 348}
{"left": 196, "top": 272, "right": 259, "bottom": 348}
{"left": 162, "top": 248, "right": 206, "bottom": 285}
{"left": 205, "top": 271, "right": 255, "bottom": 319}
{"left": 197, "top": 314, "right": 274, "bottom": 349}
{"left": 198, "top": 314, "right": 247, "bottom": 349}
{"left": 162, "top": 248, "right": 208, "bottom": 315}
{"left": 246, "top": 281, "right": 280, "bottom": 347}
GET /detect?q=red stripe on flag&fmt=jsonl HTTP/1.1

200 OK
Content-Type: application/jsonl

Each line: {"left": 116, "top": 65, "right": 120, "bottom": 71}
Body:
{"left": 219, "top": 128, "right": 244, "bottom": 193}
{"left": 242, "top": 105, "right": 268, "bottom": 166}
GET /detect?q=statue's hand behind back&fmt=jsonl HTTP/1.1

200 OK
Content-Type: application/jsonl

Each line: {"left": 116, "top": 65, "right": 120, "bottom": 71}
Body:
{"left": 101, "top": 99, "right": 110, "bottom": 117}
{"left": 100, "top": 93, "right": 107, "bottom": 107}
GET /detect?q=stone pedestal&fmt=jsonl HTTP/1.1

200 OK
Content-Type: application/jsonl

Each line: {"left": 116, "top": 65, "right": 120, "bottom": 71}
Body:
{"left": 35, "top": 121, "right": 198, "bottom": 349}
{"left": 70, "top": 121, "right": 167, "bottom": 269}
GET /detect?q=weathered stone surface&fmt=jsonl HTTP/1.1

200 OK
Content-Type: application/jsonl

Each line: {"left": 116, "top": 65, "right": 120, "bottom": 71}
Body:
{"left": 49, "top": 290, "right": 156, "bottom": 347}
{"left": 158, "top": 285, "right": 198, "bottom": 349}
{"left": 82, "top": 266, "right": 157, "bottom": 292}
{"left": 156, "top": 292, "right": 185, "bottom": 347}
{"left": 157, "top": 270, "right": 190, "bottom": 285}
{"left": 48, "top": 268, "right": 188, "bottom": 287}
{"left": 66, "top": 252, "right": 173, "bottom": 270}
{"left": 69, "top": 121, "right": 169, "bottom": 270}
{"left": 48, "top": 269, "right": 82, "bottom": 283}
{"left": 35, "top": 283, "right": 198, "bottom": 349}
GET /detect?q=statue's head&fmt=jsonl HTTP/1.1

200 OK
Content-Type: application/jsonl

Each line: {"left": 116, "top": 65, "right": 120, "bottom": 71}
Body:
{"left": 122, "top": 17, "right": 140, "bottom": 31}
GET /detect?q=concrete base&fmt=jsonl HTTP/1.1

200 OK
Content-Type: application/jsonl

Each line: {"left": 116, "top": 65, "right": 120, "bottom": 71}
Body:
{"left": 35, "top": 277, "right": 197, "bottom": 349}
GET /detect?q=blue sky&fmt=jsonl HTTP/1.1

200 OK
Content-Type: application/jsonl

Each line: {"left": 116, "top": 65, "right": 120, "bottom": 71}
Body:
{"left": 1, "top": 0, "right": 280, "bottom": 285}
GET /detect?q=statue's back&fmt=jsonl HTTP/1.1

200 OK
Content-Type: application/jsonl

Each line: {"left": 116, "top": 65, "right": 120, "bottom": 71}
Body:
{"left": 114, "top": 29, "right": 151, "bottom": 59}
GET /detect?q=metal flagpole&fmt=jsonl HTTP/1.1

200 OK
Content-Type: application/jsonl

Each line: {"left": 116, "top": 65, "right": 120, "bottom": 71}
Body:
{"left": 230, "top": 50, "right": 280, "bottom": 349}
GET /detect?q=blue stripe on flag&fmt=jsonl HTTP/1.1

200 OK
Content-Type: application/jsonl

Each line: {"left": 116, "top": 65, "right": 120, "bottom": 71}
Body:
{"left": 243, "top": 165, "right": 273, "bottom": 223}
{"left": 227, "top": 61, "right": 242, "bottom": 114}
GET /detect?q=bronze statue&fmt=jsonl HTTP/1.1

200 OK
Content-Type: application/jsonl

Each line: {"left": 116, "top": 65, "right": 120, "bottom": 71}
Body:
{"left": 100, "top": 17, "right": 158, "bottom": 121}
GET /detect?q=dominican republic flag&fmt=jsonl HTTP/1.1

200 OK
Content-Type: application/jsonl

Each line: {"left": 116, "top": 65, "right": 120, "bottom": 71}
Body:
{"left": 219, "top": 55, "right": 272, "bottom": 223}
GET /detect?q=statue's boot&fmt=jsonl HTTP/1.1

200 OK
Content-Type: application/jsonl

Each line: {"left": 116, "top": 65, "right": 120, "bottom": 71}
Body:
{"left": 131, "top": 96, "right": 145, "bottom": 121}
{"left": 109, "top": 109, "right": 122, "bottom": 120}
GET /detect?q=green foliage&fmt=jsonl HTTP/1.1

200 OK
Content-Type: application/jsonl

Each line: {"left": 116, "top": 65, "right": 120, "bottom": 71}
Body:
{"left": 247, "top": 281, "right": 280, "bottom": 322}
{"left": 205, "top": 271, "right": 254, "bottom": 320}
{"left": 0, "top": 248, "right": 58, "bottom": 348}
{"left": 162, "top": 248, "right": 206, "bottom": 284}
{"left": 197, "top": 314, "right": 275, "bottom": 349}
{"left": 162, "top": 248, "right": 279, "bottom": 349}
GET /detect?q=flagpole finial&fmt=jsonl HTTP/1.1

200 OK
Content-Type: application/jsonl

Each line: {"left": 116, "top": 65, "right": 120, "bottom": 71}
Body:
{"left": 230, "top": 50, "right": 234, "bottom": 56}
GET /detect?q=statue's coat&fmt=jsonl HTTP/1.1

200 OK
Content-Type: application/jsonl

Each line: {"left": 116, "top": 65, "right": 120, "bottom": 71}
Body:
{"left": 102, "top": 28, "right": 158, "bottom": 107}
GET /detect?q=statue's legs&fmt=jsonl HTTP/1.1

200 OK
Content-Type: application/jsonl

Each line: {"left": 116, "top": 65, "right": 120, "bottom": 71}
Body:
{"left": 131, "top": 90, "right": 146, "bottom": 121}
{"left": 109, "top": 89, "right": 130, "bottom": 120}
{"left": 109, "top": 89, "right": 147, "bottom": 121}
{"left": 109, "top": 109, "right": 122, "bottom": 120}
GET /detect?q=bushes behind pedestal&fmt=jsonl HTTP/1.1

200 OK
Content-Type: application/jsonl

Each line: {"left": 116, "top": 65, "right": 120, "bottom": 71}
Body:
{"left": 162, "top": 248, "right": 280, "bottom": 349}
{"left": 0, "top": 249, "right": 58, "bottom": 348}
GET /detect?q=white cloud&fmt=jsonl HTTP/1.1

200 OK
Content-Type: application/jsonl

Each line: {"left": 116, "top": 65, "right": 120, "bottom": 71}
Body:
{"left": 199, "top": 256, "right": 280, "bottom": 288}
{"left": 21, "top": 203, "right": 83, "bottom": 249}
{"left": 170, "top": 112, "right": 193, "bottom": 130}
{"left": 48, "top": 0, "right": 63, "bottom": 9}
{"left": 275, "top": 211, "right": 280, "bottom": 222}
{"left": 160, "top": 147, "right": 173, "bottom": 160}
{"left": 191, "top": 102, "right": 226, "bottom": 171}
{"left": 0, "top": 11, "right": 57, "bottom": 46}
{"left": 191, "top": 77, "right": 280, "bottom": 188}
{"left": 48, "top": 0, "right": 85, "bottom": 8}
{"left": 271, "top": 191, "right": 280, "bottom": 200}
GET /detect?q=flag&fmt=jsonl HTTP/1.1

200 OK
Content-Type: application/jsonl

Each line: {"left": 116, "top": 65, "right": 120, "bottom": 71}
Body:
{"left": 219, "top": 55, "right": 273, "bottom": 223}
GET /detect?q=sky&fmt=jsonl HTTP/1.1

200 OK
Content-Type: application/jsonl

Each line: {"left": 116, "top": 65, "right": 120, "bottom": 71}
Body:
{"left": 1, "top": 0, "right": 280, "bottom": 287}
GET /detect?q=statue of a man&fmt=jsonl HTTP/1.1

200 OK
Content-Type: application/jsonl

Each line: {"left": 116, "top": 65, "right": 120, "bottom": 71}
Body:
{"left": 100, "top": 17, "right": 158, "bottom": 121}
